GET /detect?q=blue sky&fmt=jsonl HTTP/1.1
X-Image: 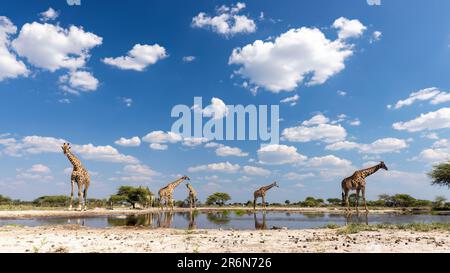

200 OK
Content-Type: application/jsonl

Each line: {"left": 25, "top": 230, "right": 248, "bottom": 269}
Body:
{"left": 0, "top": 0, "right": 449, "bottom": 202}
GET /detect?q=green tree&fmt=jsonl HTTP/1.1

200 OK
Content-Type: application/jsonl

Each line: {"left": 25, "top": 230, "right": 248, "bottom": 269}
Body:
{"left": 434, "top": 196, "right": 447, "bottom": 209}
{"left": 285, "top": 200, "right": 291, "bottom": 206}
{"left": 302, "top": 197, "right": 324, "bottom": 207}
{"left": 0, "top": 195, "right": 12, "bottom": 205}
{"left": 390, "top": 194, "right": 417, "bottom": 207}
{"left": 327, "top": 198, "right": 342, "bottom": 206}
{"left": 111, "top": 186, "right": 153, "bottom": 209}
{"left": 206, "top": 192, "right": 231, "bottom": 206}
{"left": 33, "top": 196, "right": 70, "bottom": 207}
{"left": 109, "top": 194, "right": 128, "bottom": 206}
{"left": 429, "top": 162, "right": 450, "bottom": 187}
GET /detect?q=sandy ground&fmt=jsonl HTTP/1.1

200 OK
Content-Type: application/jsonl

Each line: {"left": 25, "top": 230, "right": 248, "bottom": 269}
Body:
{"left": 0, "top": 207, "right": 408, "bottom": 219}
{"left": 0, "top": 225, "right": 449, "bottom": 253}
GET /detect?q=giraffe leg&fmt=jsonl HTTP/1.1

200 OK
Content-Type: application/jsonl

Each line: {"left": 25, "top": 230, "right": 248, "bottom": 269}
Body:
{"left": 77, "top": 183, "right": 83, "bottom": 211}
{"left": 345, "top": 191, "right": 351, "bottom": 214}
{"left": 362, "top": 188, "right": 369, "bottom": 214}
{"left": 69, "top": 180, "right": 75, "bottom": 211}
{"left": 169, "top": 195, "right": 174, "bottom": 211}
{"left": 253, "top": 197, "right": 257, "bottom": 210}
{"left": 355, "top": 189, "right": 360, "bottom": 215}
{"left": 262, "top": 196, "right": 266, "bottom": 211}
{"left": 83, "top": 186, "right": 88, "bottom": 211}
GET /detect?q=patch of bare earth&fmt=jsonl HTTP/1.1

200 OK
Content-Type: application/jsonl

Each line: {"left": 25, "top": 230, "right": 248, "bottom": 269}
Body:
{"left": 0, "top": 225, "right": 449, "bottom": 253}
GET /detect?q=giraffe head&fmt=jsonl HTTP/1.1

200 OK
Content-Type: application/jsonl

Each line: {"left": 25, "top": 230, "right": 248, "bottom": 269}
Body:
{"left": 182, "top": 175, "right": 191, "bottom": 181}
{"left": 273, "top": 181, "right": 279, "bottom": 188}
{"left": 380, "top": 161, "right": 388, "bottom": 171}
{"left": 61, "top": 143, "right": 71, "bottom": 155}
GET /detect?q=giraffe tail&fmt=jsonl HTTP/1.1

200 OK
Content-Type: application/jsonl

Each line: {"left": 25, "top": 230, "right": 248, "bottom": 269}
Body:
{"left": 341, "top": 190, "right": 345, "bottom": 207}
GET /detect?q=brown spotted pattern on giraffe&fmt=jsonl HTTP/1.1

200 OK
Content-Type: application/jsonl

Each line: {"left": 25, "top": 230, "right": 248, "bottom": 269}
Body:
{"left": 341, "top": 162, "right": 388, "bottom": 213}
{"left": 253, "top": 182, "right": 279, "bottom": 210}
{"left": 158, "top": 176, "right": 190, "bottom": 210}
{"left": 61, "top": 143, "right": 90, "bottom": 211}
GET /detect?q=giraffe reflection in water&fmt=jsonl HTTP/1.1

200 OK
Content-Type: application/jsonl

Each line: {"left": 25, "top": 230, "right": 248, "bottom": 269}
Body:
{"left": 254, "top": 212, "right": 267, "bottom": 230}
{"left": 345, "top": 212, "right": 369, "bottom": 225}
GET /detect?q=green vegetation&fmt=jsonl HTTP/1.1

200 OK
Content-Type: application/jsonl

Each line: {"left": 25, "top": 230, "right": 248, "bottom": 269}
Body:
{"left": 335, "top": 222, "right": 450, "bottom": 235}
{"left": 234, "top": 209, "right": 247, "bottom": 216}
{"left": 326, "top": 198, "right": 341, "bottom": 206}
{"left": 33, "top": 196, "right": 70, "bottom": 207}
{"left": 429, "top": 161, "right": 450, "bottom": 187}
{"left": 0, "top": 185, "right": 449, "bottom": 211}
{"left": 109, "top": 186, "right": 153, "bottom": 209}
{"left": 0, "top": 194, "right": 12, "bottom": 205}
{"left": 206, "top": 192, "right": 231, "bottom": 206}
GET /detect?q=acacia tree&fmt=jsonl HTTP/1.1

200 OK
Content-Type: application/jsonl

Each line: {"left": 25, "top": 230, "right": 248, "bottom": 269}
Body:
{"left": 111, "top": 186, "right": 153, "bottom": 209}
{"left": 206, "top": 192, "right": 231, "bottom": 206}
{"left": 429, "top": 162, "right": 450, "bottom": 187}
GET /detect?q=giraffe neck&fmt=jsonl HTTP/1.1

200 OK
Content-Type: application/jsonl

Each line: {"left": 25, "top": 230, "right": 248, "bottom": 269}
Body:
{"left": 262, "top": 183, "right": 276, "bottom": 192}
{"left": 169, "top": 178, "right": 185, "bottom": 190}
{"left": 66, "top": 151, "right": 82, "bottom": 169}
{"left": 187, "top": 184, "right": 195, "bottom": 193}
{"left": 361, "top": 164, "right": 381, "bottom": 178}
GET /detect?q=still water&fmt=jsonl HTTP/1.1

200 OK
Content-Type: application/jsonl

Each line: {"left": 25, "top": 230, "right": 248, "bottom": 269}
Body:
{"left": 1, "top": 211, "right": 450, "bottom": 230}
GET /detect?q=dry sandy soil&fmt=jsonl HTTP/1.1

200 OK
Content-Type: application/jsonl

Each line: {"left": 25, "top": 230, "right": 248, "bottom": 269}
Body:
{"left": 0, "top": 225, "right": 449, "bottom": 253}
{"left": 1, "top": 208, "right": 447, "bottom": 253}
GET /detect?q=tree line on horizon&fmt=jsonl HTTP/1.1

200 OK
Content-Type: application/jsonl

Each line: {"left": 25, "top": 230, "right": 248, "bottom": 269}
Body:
{"left": 1, "top": 161, "right": 449, "bottom": 209}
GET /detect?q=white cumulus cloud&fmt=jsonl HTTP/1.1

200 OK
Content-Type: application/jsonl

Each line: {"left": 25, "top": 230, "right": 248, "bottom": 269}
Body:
{"left": 391, "top": 87, "right": 450, "bottom": 109}
{"left": 332, "top": 17, "right": 367, "bottom": 40}
{"left": 192, "top": 2, "right": 256, "bottom": 36}
{"left": 215, "top": 145, "right": 248, "bottom": 157}
{"left": 188, "top": 162, "right": 241, "bottom": 173}
{"left": 115, "top": 137, "right": 141, "bottom": 147}
{"left": 59, "top": 70, "right": 99, "bottom": 93}
{"left": 203, "top": 97, "right": 229, "bottom": 120}
{"left": 393, "top": 108, "right": 450, "bottom": 132}
{"left": 12, "top": 22, "right": 102, "bottom": 72}
{"left": 283, "top": 114, "right": 347, "bottom": 143}
{"left": 40, "top": 8, "right": 59, "bottom": 22}
{"left": 325, "top": 138, "right": 409, "bottom": 154}
{"left": 0, "top": 17, "right": 29, "bottom": 81}
{"left": 280, "top": 94, "right": 300, "bottom": 106}
{"left": 103, "top": 44, "right": 167, "bottom": 71}
{"left": 229, "top": 19, "right": 359, "bottom": 92}
{"left": 242, "top": 166, "right": 271, "bottom": 176}
{"left": 257, "top": 144, "right": 307, "bottom": 165}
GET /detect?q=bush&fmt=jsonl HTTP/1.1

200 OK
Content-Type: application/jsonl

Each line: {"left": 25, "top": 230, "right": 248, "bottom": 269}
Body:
{"left": 0, "top": 195, "right": 12, "bottom": 205}
{"left": 110, "top": 186, "right": 154, "bottom": 208}
{"left": 206, "top": 192, "right": 231, "bottom": 206}
{"left": 33, "top": 196, "right": 70, "bottom": 207}
{"left": 300, "top": 197, "right": 325, "bottom": 207}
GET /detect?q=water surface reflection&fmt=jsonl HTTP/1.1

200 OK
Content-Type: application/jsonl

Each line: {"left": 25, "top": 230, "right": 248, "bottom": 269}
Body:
{"left": 1, "top": 211, "right": 449, "bottom": 230}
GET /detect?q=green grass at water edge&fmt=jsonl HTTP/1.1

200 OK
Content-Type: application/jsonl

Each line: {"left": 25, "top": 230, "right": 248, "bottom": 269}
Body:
{"left": 334, "top": 222, "right": 450, "bottom": 235}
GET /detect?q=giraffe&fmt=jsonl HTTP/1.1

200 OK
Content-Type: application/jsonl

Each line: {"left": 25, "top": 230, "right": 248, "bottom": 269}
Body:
{"left": 186, "top": 182, "right": 197, "bottom": 209}
{"left": 61, "top": 143, "right": 90, "bottom": 211}
{"left": 341, "top": 161, "right": 388, "bottom": 214}
{"left": 158, "top": 176, "right": 190, "bottom": 210}
{"left": 253, "top": 182, "right": 279, "bottom": 210}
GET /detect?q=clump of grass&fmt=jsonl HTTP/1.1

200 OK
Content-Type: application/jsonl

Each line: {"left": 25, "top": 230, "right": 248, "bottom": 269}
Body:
{"left": 234, "top": 209, "right": 247, "bottom": 217}
{"left": 324, "top": 223, "right": 341, "bottom": 229}
{"left": 4, "top": 223, "right": 23, "bottom": 227}
{"left": 335, "top": 222, "right": 450, "bottom": 235}
{"left": 336, "top": 223, "right": 379, "bottom": 235}
{"left": 387, "top": 222, "right": 450, "bottom": 232}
